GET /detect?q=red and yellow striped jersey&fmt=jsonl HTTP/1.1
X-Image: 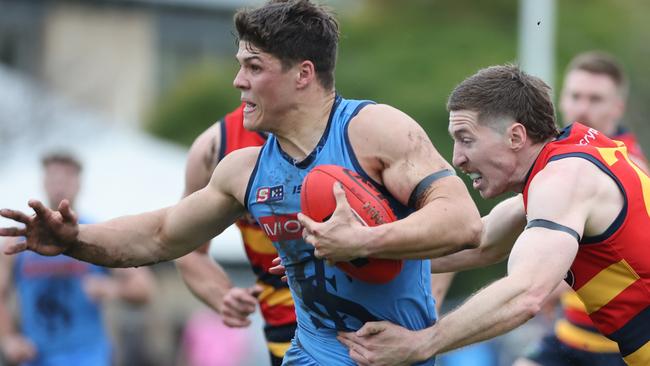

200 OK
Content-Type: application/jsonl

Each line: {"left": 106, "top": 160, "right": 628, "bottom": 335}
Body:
{"left": 523, "top": 123, "right": 650, "bottom": 365}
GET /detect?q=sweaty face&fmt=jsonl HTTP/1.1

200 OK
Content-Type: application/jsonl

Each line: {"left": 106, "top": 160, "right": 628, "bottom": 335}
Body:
{"left": 449, "top": 110, "right": 517, "bottom": 198}
{"left": 559, "top": 70, "right": 624, "bottom": 135}
{"left": 43, "top": 163, "right": 80, "bottom": 209}
{"left": 233, "top": 41, "right": 298, "bottom": 132}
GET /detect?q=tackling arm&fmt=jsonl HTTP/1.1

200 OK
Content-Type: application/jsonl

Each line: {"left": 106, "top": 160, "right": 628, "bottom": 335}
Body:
{"left": 429, "top": 195, "right": 526, "bottom": 273}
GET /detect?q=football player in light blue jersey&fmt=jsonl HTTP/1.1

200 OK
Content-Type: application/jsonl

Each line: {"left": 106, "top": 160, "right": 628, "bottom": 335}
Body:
{"left": 0, "top": 1, "right": 481, "bottom": 365}
{"left": 0, "top": 152, "right": 153, "bottom": 366}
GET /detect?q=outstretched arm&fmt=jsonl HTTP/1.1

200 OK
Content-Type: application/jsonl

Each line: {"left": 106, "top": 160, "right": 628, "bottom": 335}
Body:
{"left": 1, "top": 148, "right": 257, "bottom": 267}
{"left": 429, "top": 195, "right": 526, "bottom": 273}
{"left": 300, "top": 104, "right": 482, "bottom": 262}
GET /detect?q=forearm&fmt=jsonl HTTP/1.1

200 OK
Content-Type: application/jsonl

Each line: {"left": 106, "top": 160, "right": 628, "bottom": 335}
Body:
{"left": 367, "top": 195, "right": 482, "bottom": 259}
{"left": 430, "top": 272, "right": 455, "bottom": 312}
{"left": 176, "top": 251, "right": 233, "bottom": 312}
{"left": 421, "top": 276, "right": 537, "bottom": 358}
{"left": 65, "top": 209, "right": 173, "bottom": 267}
{"left": 429, "top": 245, "right": 506, "bottom": 273}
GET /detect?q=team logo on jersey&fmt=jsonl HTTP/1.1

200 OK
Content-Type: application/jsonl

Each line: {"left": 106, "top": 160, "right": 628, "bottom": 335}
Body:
{"left": 258, "top": 214, "right": 302, "bottom": 241}
{"left": 256, "top": 185, "right": 284, "bottom": 203}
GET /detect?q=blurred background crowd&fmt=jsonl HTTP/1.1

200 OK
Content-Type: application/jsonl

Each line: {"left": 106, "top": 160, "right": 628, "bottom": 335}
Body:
{"left": 1, "top": 0, "right": 649, "bottom": 365}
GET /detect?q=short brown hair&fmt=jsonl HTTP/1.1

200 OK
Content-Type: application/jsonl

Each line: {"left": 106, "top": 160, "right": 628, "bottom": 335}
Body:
{"left": 565, "top": 51, "right": 628, "bottom": 98}
{"left": 234, "top": 0, "right": 339, "bottom": 90}
{"left": 41, "top": 151, "right": 82, "bottom": 172}
{"left": 447, "top": 64, "right": 559, "bottom": 143}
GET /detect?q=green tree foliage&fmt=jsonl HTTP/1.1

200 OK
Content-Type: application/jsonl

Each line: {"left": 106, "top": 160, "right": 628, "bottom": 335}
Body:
{"left": 145, "top": 60, "right": 240, "bottom": 147}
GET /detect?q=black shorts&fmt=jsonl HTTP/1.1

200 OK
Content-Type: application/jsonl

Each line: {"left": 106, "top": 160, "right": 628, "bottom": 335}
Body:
{"left": 524, "top": 334, "right": 626, "bottom": 366}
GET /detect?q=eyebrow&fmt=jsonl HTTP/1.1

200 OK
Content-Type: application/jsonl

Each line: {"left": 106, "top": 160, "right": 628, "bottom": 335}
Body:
{"left": 235, "top": 54, "right": 262, "bottom": 64}
{"left": 449, "top": 127, "right": 468, "bottom": 138}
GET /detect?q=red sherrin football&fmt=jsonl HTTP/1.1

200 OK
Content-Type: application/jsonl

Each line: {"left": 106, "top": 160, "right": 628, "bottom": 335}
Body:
{"left": 300, "top": 164, "right": 403, "bottom": 283}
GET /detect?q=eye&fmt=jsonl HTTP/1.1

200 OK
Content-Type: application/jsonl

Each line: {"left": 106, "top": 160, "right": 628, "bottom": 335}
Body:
{"left": 249, "top": 64, "right": 262, "bottom": 72}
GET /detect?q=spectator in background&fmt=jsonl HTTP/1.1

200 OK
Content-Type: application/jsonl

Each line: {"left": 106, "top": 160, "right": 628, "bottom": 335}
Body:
{"left": 0, "top": 151, "right": 154, "bottom": 366}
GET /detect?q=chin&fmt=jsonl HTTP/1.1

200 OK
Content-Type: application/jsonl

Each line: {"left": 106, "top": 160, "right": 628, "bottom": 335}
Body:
{"left": 480, "top": 186, "right": 509, "bottom": 199}
{"left": 242, "top": 118, "right": 261, "bottom": 132}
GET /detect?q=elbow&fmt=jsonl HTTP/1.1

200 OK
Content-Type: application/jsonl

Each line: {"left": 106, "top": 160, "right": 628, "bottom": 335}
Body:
{"left": 454, "top": 215, "right": 482, "bottom": 251}
{"left": 515, "top": 284, "right": 549, "bottom": 321}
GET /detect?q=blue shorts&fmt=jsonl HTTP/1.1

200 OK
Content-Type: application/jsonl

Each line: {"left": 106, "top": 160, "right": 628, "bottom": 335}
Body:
{"left": 524, "top": 334, "right": 626, "bottom": 366}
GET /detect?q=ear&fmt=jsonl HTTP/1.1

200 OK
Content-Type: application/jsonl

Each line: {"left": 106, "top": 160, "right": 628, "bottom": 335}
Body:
{"left": 296, "top": 60, "right": 316, "bottom": 89}
{"left": 508, "top": 123, "right": 527, "bottom": 151}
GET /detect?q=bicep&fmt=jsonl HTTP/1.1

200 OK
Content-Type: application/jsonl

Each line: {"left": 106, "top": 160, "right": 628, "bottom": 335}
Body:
{"left": 163, "top": 148, "right": 255, "bottom": 255}
{"left": 526, "top": 162, "right": 594, "bottom": 241}
{"left": 507, "top": 228, "right": 579, "bottom": 297}
{"left": 348, "top": 104, "right": 453, "bottom": 205}
{"left": 164, "top": 183, "right": 243, "bottom": 255}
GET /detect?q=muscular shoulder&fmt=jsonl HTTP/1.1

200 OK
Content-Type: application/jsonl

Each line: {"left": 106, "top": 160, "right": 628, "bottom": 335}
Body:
{"left": 347, "top": 103, "right": 451, "bottom": 203}
{"left": 531, "top": 157, "right": 603, "bottom": 199}
{"left": 349, "top": 104, "right": 426, "bottom": 141}
{"left": 208, "top": 146, "right": 262, "bottom": 205}
{"left": 527, "top": 157, "right": 607, "bottom": 228}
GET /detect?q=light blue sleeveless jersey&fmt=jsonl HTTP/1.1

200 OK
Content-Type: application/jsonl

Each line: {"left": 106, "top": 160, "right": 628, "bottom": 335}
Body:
{"left": 245, "top": 96, "right": 437, "bottom": 365}
{"left": 13, "top": 219, "right": 111, "bottom": 366}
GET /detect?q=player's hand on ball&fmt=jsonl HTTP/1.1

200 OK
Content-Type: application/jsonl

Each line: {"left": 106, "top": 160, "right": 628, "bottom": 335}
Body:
{"left": 299, "top": 183, "right": 369, "bottom": 262}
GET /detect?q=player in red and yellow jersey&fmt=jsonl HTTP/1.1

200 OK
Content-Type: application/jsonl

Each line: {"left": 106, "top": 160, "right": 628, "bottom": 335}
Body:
{"left": 175, "top": 104, "right": 296, "bottom": 366}
{"left": 514, "top": 52, "right": 648, "bottom": 366}
{"left": 336, "top": 65, "right": 649, "bottom": 366}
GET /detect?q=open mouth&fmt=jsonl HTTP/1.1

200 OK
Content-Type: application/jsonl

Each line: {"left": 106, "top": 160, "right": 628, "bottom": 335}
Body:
{"left": 243, "top": 102, "right": 257, "bottom": 113}
{"left": 468, "top": 172, "right": 482, "bottom": 189}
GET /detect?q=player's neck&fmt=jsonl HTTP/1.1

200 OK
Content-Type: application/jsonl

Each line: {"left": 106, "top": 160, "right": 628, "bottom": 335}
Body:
{"left": 275, "top": 90, "right": 337, "bottom": 161}
{"left": 511, "top": 141, "right": 548, "bottom": 193}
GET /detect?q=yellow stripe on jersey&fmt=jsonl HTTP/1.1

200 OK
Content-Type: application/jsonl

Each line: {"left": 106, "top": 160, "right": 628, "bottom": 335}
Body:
{"left": 576, "top": 259, "right": 640, "bottom": 314}
{"left": 555, "top": 319, "right": 620, "bottom": 353}
{"left": 623, "top": 340, "right": 650, "bottom": 366}
{"left": 258, "top": 283, "right": 294, "bottom": 307}
{"left": 561, "top": 291, "right": 588, "bottom": 312}
{"left": 268, "top": 341, "right": 292, "bottom": 357}
{"left": 596, "top": 146, "right": 650, "bottom": 217}
{"left": 239, "top": 226, "right": 277, "bottom": 254}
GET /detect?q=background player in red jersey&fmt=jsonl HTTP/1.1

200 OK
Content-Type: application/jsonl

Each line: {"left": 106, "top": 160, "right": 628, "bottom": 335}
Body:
{"left": 174, "top": 104, "right": 297, "bottom": 366}
{"left": 337, "top": 65, "right": 650, "bottom": 366}
{"left": 514, "top": 51, "right": 647, "bottom": 366}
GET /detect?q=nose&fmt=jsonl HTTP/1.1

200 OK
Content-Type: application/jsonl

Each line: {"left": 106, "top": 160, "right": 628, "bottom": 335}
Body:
{"left": 452, "top": 144, "right": 467, "bottom": 168}
{"left": 233, "top": 67, "right": 248, "bottom": 90}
